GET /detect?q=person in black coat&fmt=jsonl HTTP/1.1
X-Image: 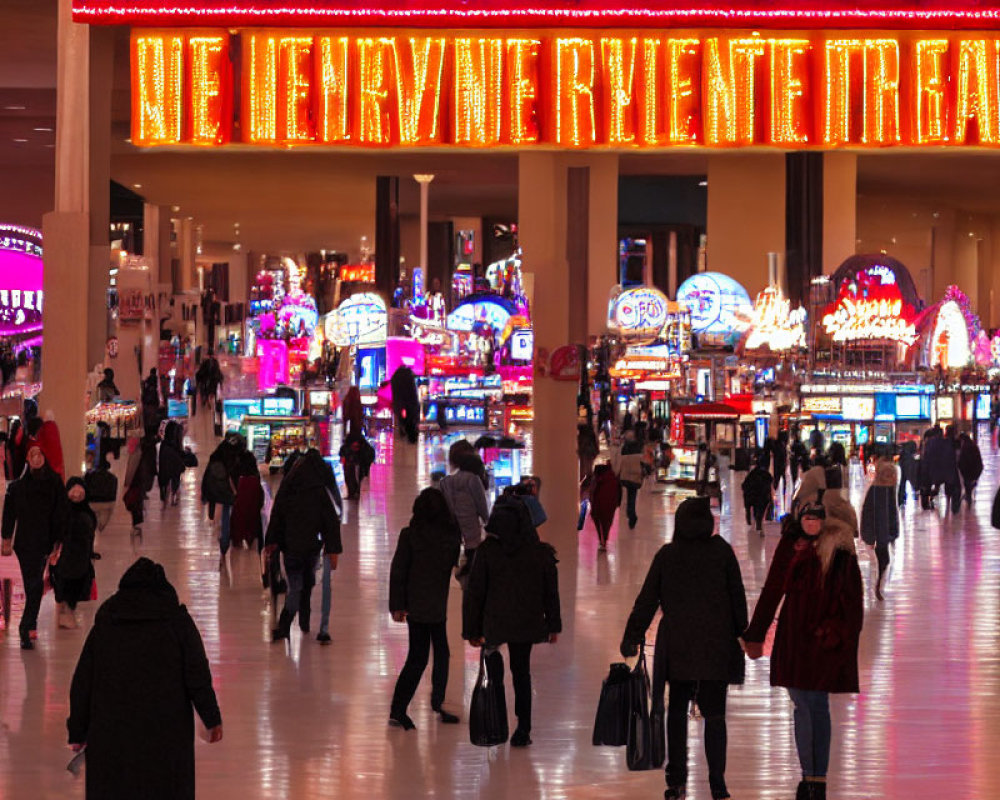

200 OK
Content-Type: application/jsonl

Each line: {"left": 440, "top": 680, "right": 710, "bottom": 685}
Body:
{"left": 68, "top": 558, "right": 222, "bottom": 799}
{"left": 158, "top": 420, "right": 186, "bottom": 507}
{"left": 861, "top": 457, "right": 899, "bottom": 601}
{"left": 390, "top": 364, "right": 421, "bottom": 443}
{"left": 264, "top": 450, "right": 342, "bottom": 641}
{"left": 790, "top": 434, "right": 808, "bottom": 486}
{"left": 340, "top": 429, "right": 375, "bottom": 500}
{"left": 741, "top": 460, "right": 773, "bottom": 533}
{"left": 52, "top": 477, "right": 97, "bottom": 629}
{"left": 897, "top": 439, "right": 919, "bottom": 507}
{"left": 0, "top": 443, "right": 67, "bottom": 649}
{"left": 388, "top": 488, "right": 462, "bottom": 730}
{"left": 772, "top": 431, "right": 789, "bottom": 493}
{"left": 463, "top": 494, "right": 561, "bottom": 747}
{"left": 957, "top": 432, "right": 984, "bottom": 507}
{"left": 920, "top": 426, "right": 960, "bottom": 513}
{"left": 620, "top": 495, "right": 747, "bottom": 800}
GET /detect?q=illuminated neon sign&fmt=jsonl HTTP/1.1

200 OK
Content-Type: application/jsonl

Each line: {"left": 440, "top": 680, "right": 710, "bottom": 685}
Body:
{"left": 329, "top": 292, "right": 387, "bottom": 346}
{"left": 128, "top": 29, "right": 1000, "bottom": 150}
{"left": 744, "top": 286, "right": 806, "bottom": 351}
{"left": 609, "top": 287, "right": 669, "bottom": 337}
{"left": 0, "top": 225, "right": 43, "bottom": 336}
{"left": 677, "top": 272, "right": 752, "bottom": 336}
{"left": 821, "top": 266, "right": 918, "bottom": 346}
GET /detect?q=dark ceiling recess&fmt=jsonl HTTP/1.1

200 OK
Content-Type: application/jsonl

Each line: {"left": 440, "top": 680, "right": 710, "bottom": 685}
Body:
{"left": 110, "top": 179, "right": 145, "bottom": 254}
{"left": 618, "top": 175, "right": 707, "bottom": 228}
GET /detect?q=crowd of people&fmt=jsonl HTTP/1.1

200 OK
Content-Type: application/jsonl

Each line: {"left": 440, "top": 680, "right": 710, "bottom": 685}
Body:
{"left": 3, "top": 359, "right": 998, "bottom": 800}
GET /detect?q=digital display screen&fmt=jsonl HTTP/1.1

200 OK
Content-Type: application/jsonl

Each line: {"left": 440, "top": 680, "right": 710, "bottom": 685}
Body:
{"left": 262, "top": 397, "right": 295, "bottom": 416}
{"left": 895, "top": 395, "right": 925, "bottom": 419}
{"left": 509, "top": 329, "right": 533, "bottom": 361}
{"left": 977, "top": 393, "right": 991, "bottom": 420}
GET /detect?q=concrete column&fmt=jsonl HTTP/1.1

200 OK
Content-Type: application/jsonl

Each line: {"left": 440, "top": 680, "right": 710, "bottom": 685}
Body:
{"left": 585, "top": 154, "right": 619, "bottom": 337}
{"left": 41, "top": 0, "right": 112, "bottom": 475}
{"left": 822, "top": 152, "right": 857, "bottom": 272}
{"left": 177, "top": 217, "right": 196, "bottom": 292}
{"left": 519, "top": 153, "right": 577, "bottom": 555}
{"left": 707, "top": 154, "right": 785, "bottom": 295}
{"left": 414, "top": 174, "right": 434, "bottom": 272}
{"left": 144, "top": 203, "right": 173, "bottom": 287}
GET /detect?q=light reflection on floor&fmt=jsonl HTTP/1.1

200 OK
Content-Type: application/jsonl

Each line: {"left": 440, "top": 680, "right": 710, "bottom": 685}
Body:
{"left": 2, "top": 414, "right": 1000, "bottom": 798}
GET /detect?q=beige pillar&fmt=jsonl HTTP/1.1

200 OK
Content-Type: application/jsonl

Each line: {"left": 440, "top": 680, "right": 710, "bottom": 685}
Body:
{"left": 585, "top": 154, "right": 619, "bottom": 337}
{"left": 144, "top": 203, "right": 173, "bottom": 287}
{"left": 822, "top": 152, "right": 857, "bottom": 273}
{"left": 519, "top": 153, "right": 578, "bottom": 556}
{"left": 706, "top": 154, "right": 785, "bottom": 295}
{"left": 177, "top": 217, "right": 196, "bottom": 293}
{"left": 41, "top": 0, "right": 112, "bottom": 475}
{"left": 414, "top": 174, "right": 434, "bottom": 271}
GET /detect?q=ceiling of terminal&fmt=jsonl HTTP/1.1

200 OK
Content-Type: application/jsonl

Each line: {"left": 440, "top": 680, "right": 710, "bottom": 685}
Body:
{"left": 5, "top": 1, "right": 1000, "bottom": 254}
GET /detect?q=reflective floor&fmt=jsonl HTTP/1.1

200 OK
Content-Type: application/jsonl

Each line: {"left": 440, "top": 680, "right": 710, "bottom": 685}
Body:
{"left": 3, "top": 412, "right": 1000, "bottom": 799}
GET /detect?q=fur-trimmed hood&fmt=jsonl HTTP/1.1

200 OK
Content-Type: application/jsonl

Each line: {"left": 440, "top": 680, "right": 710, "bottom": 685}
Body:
{"left": 822, "top": 490, "right": 858, "bottom": 536}
{"left": 873, "top": 460, "right": 897, "bottom": 487}
{"left": 817, "top": 515, "right": 856, "bottom": 574}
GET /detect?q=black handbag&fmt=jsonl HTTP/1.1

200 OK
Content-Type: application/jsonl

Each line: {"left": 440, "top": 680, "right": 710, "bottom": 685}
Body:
{"left": 469, "top": 648, "right": 509, "bottom": 747}
{"left": 626, "top": 644, "right": 665, "bottom": 771}
{"left": 592, "top": 662, "right": 632, "bottom": 746}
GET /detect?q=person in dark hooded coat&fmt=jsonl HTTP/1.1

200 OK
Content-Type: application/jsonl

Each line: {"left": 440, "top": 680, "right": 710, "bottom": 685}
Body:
{"left": 620, "top": 495, "right": 747, "bottom": 800}
{"left": 388, "top": 488, "right": 462, "bottom": 730}
{"left": 589, "top": 462, "right": 620, "bottom": 551}
{"left": 860, "top": 456, "right": 899, "bottom": 601}
{"left": 67, "top": 558, "right": 222, "bottom": 799}
{"left": 52, "top": 476, "right": 97, "bottom": 629}
{"left": 741, "top": 459, "right": 773, "bottom": 533}
{"left": 1, "top": 442, "right": 67, "bottom": 648}
{"left": 390, "top": 365, "right": 420, "bottom": 443}
{"left": 897, "top": 439, "right": 919, "bottom": 506}
{"left": 264, "top": 450, "right": 342, "bottom": 641}
{"left": 920, "top": 426, "right": 960, "bottom": 513}
{"left": 957, "top": 432, "right": 984, "bottom": 506}
{"left": 157, "top": 420, "right": 186, "bottom": 507}
{"left": 462, "top": 495, "right": 561, "bottom": 747}
{"left": 230, "top": 450, "right": 264, "bottom": 550}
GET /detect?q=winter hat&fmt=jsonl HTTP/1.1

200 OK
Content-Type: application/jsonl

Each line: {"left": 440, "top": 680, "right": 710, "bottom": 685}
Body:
{"left": 66, "top": 476, "right": 87, "bottom": 496}
{"left": 673, "top": 495, "right": 714, "bottom": 540}
{"left": 798, "top": 502, "right": 826, "bottom": 520}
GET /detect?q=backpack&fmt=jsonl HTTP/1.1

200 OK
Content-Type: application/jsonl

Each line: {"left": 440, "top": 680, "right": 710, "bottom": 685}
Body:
{"left": 84, "top": 468, "right": 118, "bottom": 503}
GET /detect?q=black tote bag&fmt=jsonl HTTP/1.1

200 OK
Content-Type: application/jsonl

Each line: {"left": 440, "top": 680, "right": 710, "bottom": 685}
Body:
{"left": 592, "top": 662, "right": 632, "bottom": 746}
{"left": 469, "top": 648, "right": 509, "bottom": 746}
{"left": 626, "top": 644, "right": 665, "bottom": 770}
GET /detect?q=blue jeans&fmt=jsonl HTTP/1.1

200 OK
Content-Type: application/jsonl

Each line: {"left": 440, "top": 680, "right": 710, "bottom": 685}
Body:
{"left": 788, "top": 688, "right": 831, "bottom": 778}
{"left": 219, "top": 504, "right": 232, "bottom": 555}
{"left": 318, "top": 555, "right": 332, "bottom": 635}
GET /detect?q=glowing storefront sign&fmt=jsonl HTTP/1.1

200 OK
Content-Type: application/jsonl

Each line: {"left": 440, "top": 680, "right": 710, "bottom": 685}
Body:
{"left": 124, "top": 28, "right": 1000, "bottom": 150}
{"left": 447, "top": 297, "right": 512, "bottom": 335}
{"left": 841, "top": 396, "right": 875, "bottom": 420}
{"left": 340, "top": 264, "right": 375, "bottom": 283}
{"left": 329, "top": 292, "right": 387, "bottom": 347}
{"left": 677, "top": 272, "right": 752, "bottom": 336}
{"left": 802, "top": 396, "right": 842, "bottom": 414}
{"left": 509, "top": 328, "right": 534, "bottom": 361}
{"left": 0, "top": 225, "right": 44, "bottom": 336}
{"left": 821, "top": 265, "right": 918, "bottom": 345}
{"left": 744, "top": 286, "right": 806, "bottom": 351}
{"left": 609, "top": 287, "right": 669, "bottom": 337}
{"left": 930, "top": 300, "right": 972, "bottom": 368}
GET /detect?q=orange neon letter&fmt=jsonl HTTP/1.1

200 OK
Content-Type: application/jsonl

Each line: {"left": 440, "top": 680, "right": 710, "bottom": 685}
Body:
{"left": 356, "top": 37, "right": 393, "bottom": 144}
{"left": 132, "top": 32, "right": 184, "bottom": 145}
{"left": 667, "top": 38, "right": 701, "bottom": 145}
{"left": 244, "top": 33, "right": 278, "bottom": 143}
{"left": 394, "top": 37, "right": 446, "bottom": 145}
{"left": 506, "top": 39, "right": 541, "bottom": 145}
{"left": 453, "top": 37, "right": 504, "bottom": 147}
{"left": 913, "top": 39, "right": 948, "bottom": 144}
{"left": 769, "top": 38, "right": 810, "bottom": 145}
{"left": 188, "top": 35, "right": 228, "bottom": 145}
{"left": 554, "top": 38, "right": 596, "bottom": 146}
{"left": 862, "top": 40, "right": 900, "bottom": 144}
{"left": 316, "top": 35, "right": 350, "bottom": 143}
{"left": 600, "top": 37, "right": 637, "bottom": 145}
{"left": 703, "top": 36, "right": 766, "bottom": 145}
{"left": 953, "top": 39, "right": 999, "bottom": 145}
{"left": 280, "top": 36, "right": 314, "bottom": 142}
{"left": 637, "top": 38, "right": 663, "bottom": 145}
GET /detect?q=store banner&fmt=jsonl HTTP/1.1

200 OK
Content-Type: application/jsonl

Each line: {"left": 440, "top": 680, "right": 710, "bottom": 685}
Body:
{"left": 131, "top": 28, "right": 1000, "bottom": 149}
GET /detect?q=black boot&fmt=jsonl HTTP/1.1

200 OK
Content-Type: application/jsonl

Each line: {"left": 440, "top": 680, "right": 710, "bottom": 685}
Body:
{"left": 299, "top": 592, "right": 311, "bottom": 633}
{"left": 272, "top": 610, "right": 292, "bottom": 642}
{"left": 795, "top": 780, "right": 814, "bottom": 800}
{"left": 811, "top": 781, "right": 826, "bottom": 800}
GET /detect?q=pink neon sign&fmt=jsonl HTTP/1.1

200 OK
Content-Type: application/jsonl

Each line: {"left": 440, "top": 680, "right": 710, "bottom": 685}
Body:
{"left": 0, "top": 226, "right": 43, "bottom": 337}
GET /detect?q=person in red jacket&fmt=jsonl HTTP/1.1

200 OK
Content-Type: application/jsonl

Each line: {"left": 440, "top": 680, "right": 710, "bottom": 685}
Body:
{"left": 589, "top": 462, "right": 621, "bottom": 552}
{"left": 742, "top": 503, "right": 864, "bottom": 800}
{"left": 35, "top": 416, "right": 65, "bottom": 481}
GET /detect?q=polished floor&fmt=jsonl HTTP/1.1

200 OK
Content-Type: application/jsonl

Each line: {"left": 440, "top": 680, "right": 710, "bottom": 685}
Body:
{"left": 2, "top": 413, "right": 1000, "bottom": 799}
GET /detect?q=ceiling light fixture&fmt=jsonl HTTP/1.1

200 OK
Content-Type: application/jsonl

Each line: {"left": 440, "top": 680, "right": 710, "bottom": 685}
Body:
{"left": 3, "top": 105, "right": 26, "bottom": 111}
{"left": 33, "top": 127, "right": 53, "bottom": 132}
{"left": 12, "top": 138, "right": 27, "bottom": 143}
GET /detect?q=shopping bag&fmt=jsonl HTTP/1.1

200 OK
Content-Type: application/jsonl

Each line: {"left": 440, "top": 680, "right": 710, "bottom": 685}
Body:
{"left": 469, "top": 647, "right": 509, "bottom": 746}
{"left": 625, "top": 644, "right": 664, "bottom": 770}
{"left": 592, "top": 661, "right": 632, "bottom": 746}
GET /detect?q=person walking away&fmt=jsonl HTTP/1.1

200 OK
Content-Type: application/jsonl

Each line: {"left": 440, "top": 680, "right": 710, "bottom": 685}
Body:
{"left": 790, "top": 432, "right": 807, "bottom": 487}
{"left": 342, "top": 385, "right": 364, "bottom": 438}
{"left": 388, "top": 488, "right": 462, "bottom": 729}
{"left": 772, "top": 432, "right": 789, "bottom": 495}
{"left": 123, "top": 435, "right": 157, "bottom": 538}
{"left": 67, "top": 558, "right": 222, "bottom": 798}
{"left": 957, "top": 432, "right": 984, "bottom": 507}
{"left": 202, "top": 445, "right": 237, "bottom": 568}
{"left": 4, "top": 398, "right": 37, "bottom": 480}
{"left": 35, "top": 412, "right": 66, "bottom": 482}
{"left": 52, "top": 477, "right": 97, "bottom": 629}
{"left": 157, "top": 420, "right": 186, "bottom": 507}
{"left": 589, "top": 462, "right": 621, "bottom": 551}
{"left": 340, "top": 428, "right": 375, "bottom": 500}
{"left": 826, "top": 442, "right": 848, "bottom": 487}
{"left": 577, "top": 417, "right": 599, "bottom": 481}
{"left": 921, "top": 426, "right": 961, "bottom": 513}
{"left": 897, "top": 439, "right": 919, "bottom": 507}
{"left": 95, "top": 367, "right": 119, "bottom": 403}
{"left": 0, "top": 444, "right": 67, "bottom": 649}
{"left": 390, "top": 364, "right": 421, "bottom": 443}
{"left": 264, "top": 450, "right": 342, "bottom": 642}
{"left": 860, "top": 455, "right": 899, "bottom": 601}
{"left": 741, "top": 459, "right": 774, "bottom": 534}
{"left": 819, "top": 465, "right": 858, "bottom": 536}
{"left": 463, "top": 495, "right": 561, "bottom": 747}
{"left": 742, "top": 503, "right": 864, "bottom": 800}
{"left": 695, "top": 441, "right": 718, "bottom": 499}
{"left": 614, "top": 430, "right": 644, "bottom": 529}
{"left": 439, "top": 440, "right": 490, "bottom": 583}
{"left": 307, "top": 448, "right": 344, "bottom": 645}
{"left": 230, "top": 451, "right": 264, "bottom": 550}
{"left": 620, "top": 496, "right": 747, "bottom": 800}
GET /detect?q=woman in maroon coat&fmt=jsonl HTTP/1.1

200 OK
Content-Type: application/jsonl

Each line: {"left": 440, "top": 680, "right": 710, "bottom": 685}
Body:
{"left": 742, "top": 503, "right": 863, "bottom": 800}
{"left": 230, "top": 451, "right": 264, "bottom": 550}
{"left": 589, "top": 462, "right": 621, "bottom": 552}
